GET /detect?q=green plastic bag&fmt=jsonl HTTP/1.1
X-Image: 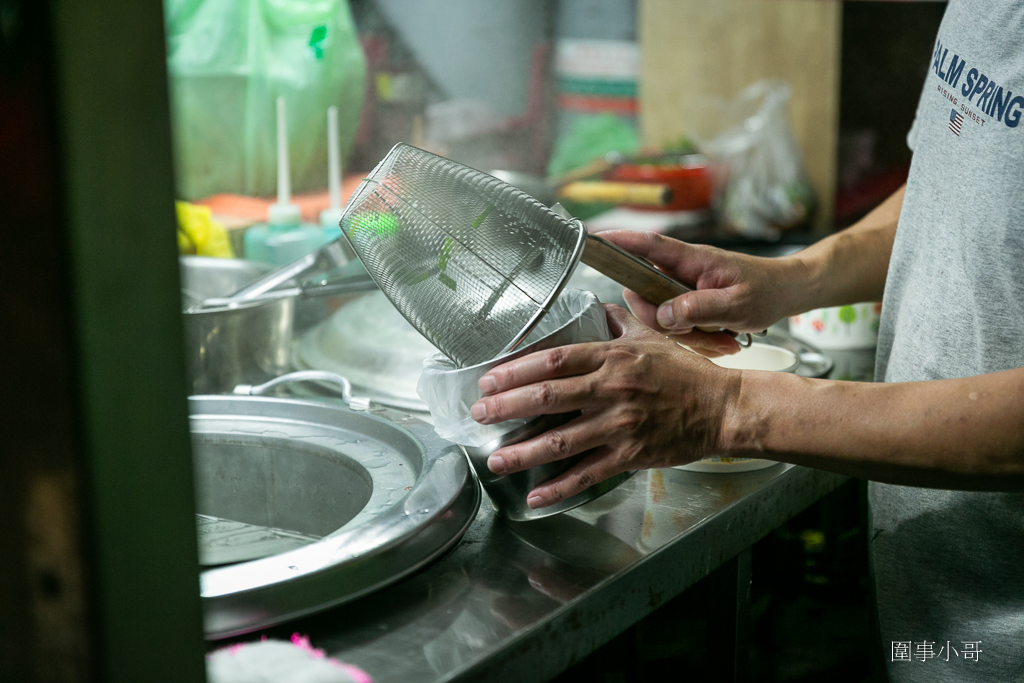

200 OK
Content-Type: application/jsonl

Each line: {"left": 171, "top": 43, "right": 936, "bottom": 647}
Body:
{"left": 165, "top": 0, "right": 366, "bottom": 200}
{"left": 546, "top": 113, "right": 639, "bottom": 179}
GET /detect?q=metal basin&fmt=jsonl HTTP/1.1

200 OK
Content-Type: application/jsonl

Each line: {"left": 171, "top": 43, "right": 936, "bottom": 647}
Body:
{"left": 180, "top": 257, "right": 293, "bottom": 395}
{"left": 193, "top": 433, "right": 374, "bottom": 565}
{"left": 191, "top": 395, "right": 480, "bottom": 639}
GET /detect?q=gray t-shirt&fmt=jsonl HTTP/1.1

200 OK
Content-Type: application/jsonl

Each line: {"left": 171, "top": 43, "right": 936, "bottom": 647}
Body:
{"left": 871, "top": 1, "right": 1024, "bottom": 681}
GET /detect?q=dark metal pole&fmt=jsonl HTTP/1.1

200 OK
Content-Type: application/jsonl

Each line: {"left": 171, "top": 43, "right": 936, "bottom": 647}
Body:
{"left": 703, "top": 547, "right": 753, "bottom": 682}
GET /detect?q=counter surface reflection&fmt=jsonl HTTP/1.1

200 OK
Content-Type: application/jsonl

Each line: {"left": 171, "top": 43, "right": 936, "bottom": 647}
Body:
{"left": 236, "top": 460, "right": 847, "bottom": 682}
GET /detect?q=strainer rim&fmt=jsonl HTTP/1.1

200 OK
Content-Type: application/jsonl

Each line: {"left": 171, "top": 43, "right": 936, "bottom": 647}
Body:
{"left": 493, "top": 217, "right": 587, "bottom": 359}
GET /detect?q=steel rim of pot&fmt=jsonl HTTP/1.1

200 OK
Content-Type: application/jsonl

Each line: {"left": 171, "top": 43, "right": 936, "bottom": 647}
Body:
{"left": 193, "top": 394, "right": 481, "bottom": 639}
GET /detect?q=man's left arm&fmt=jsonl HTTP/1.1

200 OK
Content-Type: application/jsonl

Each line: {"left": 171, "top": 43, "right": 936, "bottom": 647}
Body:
{"left": 473, "top": 307, "right": 1024, "bottom": 508}
{"left": 725, "top": 366, "right": 1024, "bottom": 491}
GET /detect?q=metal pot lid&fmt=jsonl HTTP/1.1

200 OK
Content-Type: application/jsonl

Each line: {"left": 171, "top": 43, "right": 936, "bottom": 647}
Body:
{"left": 292, "top": 291, "right": 437, "bottom": 411}
{"left": 192, "top": 395, "right": 479, "bottom": 639}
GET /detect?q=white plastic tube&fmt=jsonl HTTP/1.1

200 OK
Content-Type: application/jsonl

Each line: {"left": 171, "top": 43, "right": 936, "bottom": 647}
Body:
{"left": 268, "top": 97, "right": 300, "bottom": 226}
{"left": 276, "top": 96, "right": 290, "bottom": 205}
{"left": 327, "top": 106, "right": 341, "bottom": 212}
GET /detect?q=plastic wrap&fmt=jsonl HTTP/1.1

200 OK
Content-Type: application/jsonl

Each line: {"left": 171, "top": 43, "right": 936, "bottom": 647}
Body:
{"left": 417, "top": 289, "right": 611, "bottom": 447}
{"left": 694, "top": 80, "right": 815, "bottom": 239}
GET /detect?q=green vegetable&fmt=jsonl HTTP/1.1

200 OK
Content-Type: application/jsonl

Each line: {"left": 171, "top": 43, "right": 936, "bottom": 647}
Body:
{"left": 438, "top": 237, "right": 456, "bottom": 271}
{"left": 348, "top": 212, "right": 399, "bottom": 238}
{"left": 405, "top": 270, "right": 433, "bottom": 285}
{"left": 471, "top": 205, "right": 494, "bottom": 229}
{"left": 438, "top": 273, "right": 458, "bottom": 291}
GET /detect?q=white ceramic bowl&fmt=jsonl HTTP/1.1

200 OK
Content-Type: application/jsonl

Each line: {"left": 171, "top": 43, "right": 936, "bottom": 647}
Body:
{"left": 707, "top": 342, "right": 799, "bottom": 373}
{"left": 789, "top": 303, "right": 881, "bottom": 350}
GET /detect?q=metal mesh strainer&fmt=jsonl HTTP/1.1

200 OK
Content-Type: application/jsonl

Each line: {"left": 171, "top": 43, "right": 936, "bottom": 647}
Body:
{"left": 340, "top": 144, "right": 586, "bottom": 367}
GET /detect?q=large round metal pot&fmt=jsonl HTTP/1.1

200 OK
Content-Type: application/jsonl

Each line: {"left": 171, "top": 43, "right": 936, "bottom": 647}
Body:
{"left": 180, "top": 257, "right": 294, "bottom": 395}
{"left": 191, "top": 394, "right": 480, "bottom": 638}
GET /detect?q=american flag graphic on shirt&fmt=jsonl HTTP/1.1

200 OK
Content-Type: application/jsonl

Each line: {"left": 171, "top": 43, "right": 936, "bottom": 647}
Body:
{"left": 949, "top": 108, "right": 963, "bottom": 136}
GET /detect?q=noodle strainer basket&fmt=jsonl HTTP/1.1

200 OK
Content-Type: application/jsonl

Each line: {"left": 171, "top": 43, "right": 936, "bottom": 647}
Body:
{"left": 340, "top": 143, "right": 586, "bottom": 367}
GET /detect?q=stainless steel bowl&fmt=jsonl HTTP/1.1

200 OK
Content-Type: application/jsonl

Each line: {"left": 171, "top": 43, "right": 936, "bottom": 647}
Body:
{"left": 465, "top": 413, "right": 634, "bottom": 522}
{"left": 180, "top": 257, "right": 294, "bottom": 395}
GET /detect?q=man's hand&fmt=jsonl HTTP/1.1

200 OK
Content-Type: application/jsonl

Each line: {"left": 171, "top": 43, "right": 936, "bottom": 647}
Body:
{"left": 598, "top": 184, "right": 906, "bottom": 357}
{"left": 599, "top": 231, "right": 813, "bottom": 357}
{"left": 471, "top": 305, "right": 741, "bottom": 509}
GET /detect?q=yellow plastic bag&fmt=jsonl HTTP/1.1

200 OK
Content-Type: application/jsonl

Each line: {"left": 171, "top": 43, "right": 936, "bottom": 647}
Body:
{"left": 176, "top": 201, "right": 235, "bottom": 258}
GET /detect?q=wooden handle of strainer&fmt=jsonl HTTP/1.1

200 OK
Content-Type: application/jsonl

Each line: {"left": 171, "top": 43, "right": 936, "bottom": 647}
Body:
{"left": 581, "top": 233, "right": 727, "bottom": 335}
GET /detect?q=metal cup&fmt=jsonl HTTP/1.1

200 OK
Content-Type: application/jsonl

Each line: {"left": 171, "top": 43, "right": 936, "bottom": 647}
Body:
{"left": 429, "top": 294, "right": 633, "bottom": 522}
{"left": 463, "top": 414, "right": 634, "bottom": 522}
{"left": 180, "top": 257, "right": 294, "bottom": 395}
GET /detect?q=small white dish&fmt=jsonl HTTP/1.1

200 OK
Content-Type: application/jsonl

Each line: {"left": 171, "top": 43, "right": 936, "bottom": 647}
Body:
{"left": 708, "top": 342, "right": 799, "bottom": 373}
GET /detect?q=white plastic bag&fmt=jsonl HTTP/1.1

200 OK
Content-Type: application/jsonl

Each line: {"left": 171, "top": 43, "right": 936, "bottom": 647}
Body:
{"left": 693, "top": 80, "right": 815, "bottom": 239}
{"left": 416, "top": 290, "right": 611, "bottom": 447}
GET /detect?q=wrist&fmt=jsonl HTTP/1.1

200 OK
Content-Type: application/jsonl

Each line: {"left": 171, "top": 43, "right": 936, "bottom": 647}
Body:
{"left": 778, "top": 247, "right": 828, "bottom": 317}
{"left": 717, "top": 369, "right": 769, "bottom": 457}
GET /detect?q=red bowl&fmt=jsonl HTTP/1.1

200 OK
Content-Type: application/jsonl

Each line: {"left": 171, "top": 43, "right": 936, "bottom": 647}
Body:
{"left": 605, "top": 157, "right": 712, "bottom": 212}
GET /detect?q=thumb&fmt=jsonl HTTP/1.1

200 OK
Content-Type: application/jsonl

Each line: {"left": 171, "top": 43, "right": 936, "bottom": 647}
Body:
{"left": 656, "top": 288, "right": 735, "bottom": 331}
{"left": 598, "top": 230, "right": 709, "bottom": 285}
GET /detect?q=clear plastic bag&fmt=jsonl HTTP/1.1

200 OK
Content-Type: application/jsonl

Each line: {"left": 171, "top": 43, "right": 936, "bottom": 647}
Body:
{"left": 416, "top": 289, "right": 611, "bottom": 448}
{"left": 165, "top": 0, "right": 366, "bottom": 200}
{"left": 693, "top": 80, "right": 815, "bottom": 239}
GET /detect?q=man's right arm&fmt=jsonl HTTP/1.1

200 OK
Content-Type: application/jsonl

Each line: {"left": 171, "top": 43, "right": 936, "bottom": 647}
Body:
{"left": 795, "top": 183, "right": 904, "bottom": 310}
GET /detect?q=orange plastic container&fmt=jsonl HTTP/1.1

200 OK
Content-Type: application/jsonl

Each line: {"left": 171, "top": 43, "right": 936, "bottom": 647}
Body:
{"left": 605, "top": 156, "right": 712, "bottom": 212}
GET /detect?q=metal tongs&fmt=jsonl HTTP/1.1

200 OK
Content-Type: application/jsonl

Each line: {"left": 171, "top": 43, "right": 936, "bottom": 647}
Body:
{"left": 184, "top": 240, "right": 377, "bottom": 311}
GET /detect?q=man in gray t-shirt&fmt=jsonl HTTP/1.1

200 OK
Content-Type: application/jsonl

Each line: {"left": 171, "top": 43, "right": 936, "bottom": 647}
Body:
{"left": 462, "top": 0, "right": 1023, "bottom": 679}
{"left": 868, "top": 2, "right": 1024, "bottom": 681}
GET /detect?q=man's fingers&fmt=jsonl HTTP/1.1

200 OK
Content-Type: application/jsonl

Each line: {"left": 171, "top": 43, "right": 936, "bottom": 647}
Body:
{"left": 602, "top": 302, "right": 649, "bottom": 338}
{"left": 623, "top": 289, "right": 740, "bottom": 356}
{"left": 621, "top": 288, "right": 662, "bottom": 327}
{"left": 486, "top": 413, "right": 611, "bottom": 475}
{"left": 657, "top": 288, "right": 739, "bottom": 331}
{"left": 474, "top": 307, "right": 665, "bottom": 424}
{"left": 623, "top": 289, "right": 690, "bottom": 333}
{"left": 473, "top": 375, "right": 598, "bottom": 424}
{"left": 621, "top": 272, "right": 742, "bottom": 336}
{"left": 598, "top": 230, "right": 710, "bottom": 285}
{"left": 525, "top": 446, "right": 626, "bottom": 508}
{"left": 601, "top": 231, "right": 760, "bottom": 335}
{"left": 480, "top": 343, "right": 604, "bottom": 395}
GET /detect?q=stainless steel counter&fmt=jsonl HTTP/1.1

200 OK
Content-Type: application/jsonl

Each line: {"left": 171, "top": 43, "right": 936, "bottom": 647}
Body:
{"left": 247, "top": 462, "right": 847, "bottom": 682}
